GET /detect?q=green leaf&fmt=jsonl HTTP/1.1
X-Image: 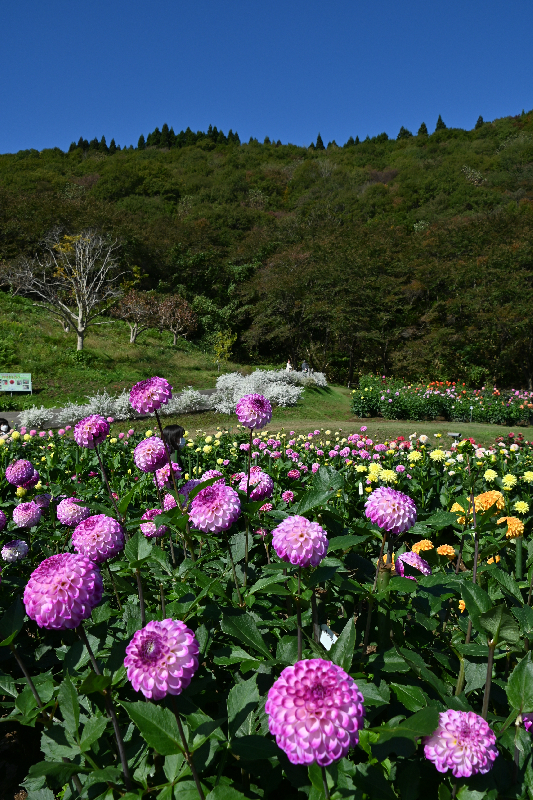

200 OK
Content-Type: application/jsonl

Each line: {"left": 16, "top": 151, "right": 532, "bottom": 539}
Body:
{"left": 490, "top": 568, "right": 523, "bottom": 603}
{"left": 353, "top": 763, "right": 398, "bottom": 800}
{"left": 80, "top": 716, "right": 108, "bottom": 751}
{"left": 464, "top": 659, "right": 487, "bottom": 694}
{"left": 327, "top": 534, "right": 369, "bottom": 552}
{"left": 312, "top": 465, "right": 343, "bottom": 493}
{"left": 27, "top": 761, "right": 87, "bottom": 782}
{"left": 292, "top": 488, "right": 334, "bottom": 516}
{"left": 390, "top": 683, "right": 427, "bottom": 712}
{"left": 227, "top": 675, "right": 259, "bottom": 739}
{"left": 329, "top": 618, "right": 356, "bottom": 672}
{"left": 507, "top": 652, "right": 533, "bottom": 713}
{"left": 231, "top": 735, "right": 279, "bottom": 760}
{"left": 58, "top": 674, "right": 80, "bottom": 738}
{"left": 125, "top": 530, "right": 152, "bottom": 566}
{"left": 121, "top": 701, "right": 182, "bottom": 755}
{"left": 206, "top": 787, "right": 248, "bottom": 800}
{"left": 248, "top": 575, "right": 290, "bottom": 595}
{"left": 0, "top": 671, "right": 17, "bottom": 697}
{"left": 479, "top": 605, "right": 520, "bottom": 645}
{"left": 426, "top": 511, "right": 461, "bottom": 529}
{"left": 221, "top": 613, "right": 270, "bottom": 659}
{"left": 307, "top": 564, "right": 339, "bottom": 588}
{"left": 0, "top": 597, "right": 25, "bottom": 646}
{"left": 513, "top": 606, "right": 533, "bottom": 635}
{"left": 357, "top": 680, "right": 390, "bottom": 707}
{"left": 118, "top": 483, "right": 138, "bottom": 515}
{"left": 461, "top": 582, "right": 492, "bottom": 616}
{"left": 79, "top": 672, "right": 112, "bottom": 695}
{"left": 372, "top": 706, "right": 440, "bottom": 742}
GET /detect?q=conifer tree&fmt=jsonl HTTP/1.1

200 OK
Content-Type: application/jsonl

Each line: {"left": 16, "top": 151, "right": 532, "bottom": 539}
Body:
{"left": 264, "top": 136, "right": 271, "bottom": 145}
{"left": 68, "top": 142, "right": 77, "bottom": 152}
{"left": 435, "top": 114, "right": 447, "bottom": 131}
{"left": 168, "top": 127, "right": 176, "bottom": 147}
{"left": 137, "top": 134, "right": 146, "bottom": 150}
{"left": 89, "top": 137, "right": 99, "bottom": 150}
{"left": 355, "top": 135, "right": 360, "bottom": 144}
{"left": 397, "top": 126, "right": 413, "bottom": 140}
{"left": 233, "top": 131, "right": 240, "bottom": 145}
{"left": 77, "top": 137, "right": 85, "bottom": 149}
{"left": 99, "top": 136, "right": 108, "bottom": 153}
{"left": 276, "top": 139, "right": 281, "bottom": 146}
{"left": 345, "top": 136, "right": 355, "bottom": 147}
{"left": 315, "top": 133, "right": 325, "bottom": 150}
{"left": 417, "top": 122, "right": 428, "bottom": 136}
{"left": 475, "top": 115, "right": 484, "bottom": 129}
{"left": 160, "top": 123, "right": 170, "bottom": 148}
{"left": 109, "top": 138, "right": 117, "bottom": 154}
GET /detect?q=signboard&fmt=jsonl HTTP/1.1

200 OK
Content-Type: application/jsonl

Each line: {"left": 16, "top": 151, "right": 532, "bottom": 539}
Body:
{"left": 0, "top": 373, "right": 32, "bottom": 393}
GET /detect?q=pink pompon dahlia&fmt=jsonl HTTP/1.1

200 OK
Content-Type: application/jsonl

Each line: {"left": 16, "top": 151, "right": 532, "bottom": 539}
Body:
{"left": 272, "top": 515, "right": 328, "bottom": 568}
{"left": 23, "top": 553, "right": 103, "bottom": 629}
{"left": 73, "top": 415, "right": 109, "bottom": 449}
{"left": 0, "top": 510, "right": 6, "bottom": 531}
{"left": 424, "top": 710, "right": 498, "bottom": 778}
{"left": 153, "top": 461, "right": 182, "bottom": 490}
{"left": 201, "top": 469, "right": 225, "bottom": 484}
{"left": 163, "top": 493, "right": 178, "bottom": 511}
{"left": 395, "top": 550, "right": 431, "bottom": 580}
{"left": 365, "top": 486, "right": 417, "bottom": 535}
{"left": 129, "top": 377, "right": 172, "bottom": 414}
{"left": 189, "top": 483, "right": 241, "bottom": 533}
{"left": 6, "top": 459, "right": 34, "bottom": 486}
{"left": 238, "top": 466, "right": 274, "bottom": 501}
{"left": 236, "top": 393, "right": 272, "bottom": 429}
{"left": 134, "top": 437, "right": 168, "bottom": 473}
{"left": 124, "top": 619, "right": 199, "bottom": 700}
{"left": 266, "top": 659, "right": 365, "bottom": 766}
{"left": 282, "top": 490, "right": 295, "bottom": 503}
{"left": 56, "top": 498, "right": 91, "bottom": 527}
{"left": 72, "top": 515, "right": 125, "bottom": 562}
{"left": 2, "top": 540, "right": 29, "bottom": 562}
{"left": 13, "top": 501, "right": 42, "bottom": 528}
{"left": 140, "top": 508, "right": 169, "bottom": 538}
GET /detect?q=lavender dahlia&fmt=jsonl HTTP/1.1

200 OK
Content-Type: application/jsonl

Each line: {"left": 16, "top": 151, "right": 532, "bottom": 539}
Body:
{"left": 23, "top": 553, "right": 103, "bottom": 629}
{"left": 235, "top": 393, "right": 272, "bottom": 429}
{"left": 130, "top": 376, "right": 172, "bottom": 414}
{"left": 57, "top": 498, "right": 91, "bottom": 527}
{"left": 33, "top": 493, "right": 52, "bottom": 509}
{"left": 272, "top": 515, "right": 328, "bottom": 568}
{"left": 266, "top": 659, "right": 365, "bottom": 766}
{"left": 365, "top": 486, "right": 417, "bottom": 535}
{"left": 395, "top": 551, "right": 431, "bottom": 580}
{"left": 178, "top": 479, "right": 203, "bottom": 504}
{"left": 2, "top": 540, "right": 29, "bottom": 562}
{"left": 21, "top": 468, "right": 40, "bottom": 490}
{"left": 153, "top": 462, "right": 182, "bottom": 490}
{"left": 140, "top": 509, "right": 169, "bottom": 538}
{"left": 238, "top": 466, "right": 274, "bottom": 501}
{"left": 0, "top": 510, "right": 6, "bottom": 531}
{"left": 189, "top": 483, "right": 241, "bottom": 534}
{"left": 72, "top": 515, "right": 125, "bottom": 562}
{"left": 73, "top": 415, "right": 109, "bottom": 449}
{"left": 134, "top": 437, "right": 168, "bottom": 473}
{"left": 124, "top": 619, "right": 199, "bottom": 700}
{"left": 424, "top": 710, "right": 498, "bottom": 778}
{"left": 13, "top": 501, "right": 41, "bottom": 528}
{"left": 6, "top": 459, "right": 34, "bottom": 486}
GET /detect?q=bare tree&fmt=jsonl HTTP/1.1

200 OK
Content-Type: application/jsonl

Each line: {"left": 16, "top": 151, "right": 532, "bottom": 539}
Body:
{"left": 111, "top": 289, "right": 159, "bottom": 344}
{"left": 158, "top": 295, "right": 197, "bottom": 345}
{"left": 0, "top": 229, "right": 123, "bottom": 350}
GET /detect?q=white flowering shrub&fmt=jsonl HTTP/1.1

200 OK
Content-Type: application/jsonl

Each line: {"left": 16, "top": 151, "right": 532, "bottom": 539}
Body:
{"left": 166, "top": 387, "right": 212, "bottom": 414}
{"left": 18, "top": 405, "right": 55, "bottom": 429}
{"left": 210, "top": 368, "right": 325, "bottom": 413}
{"left": 55, "top": 402, "right": 90, "bottom": 426}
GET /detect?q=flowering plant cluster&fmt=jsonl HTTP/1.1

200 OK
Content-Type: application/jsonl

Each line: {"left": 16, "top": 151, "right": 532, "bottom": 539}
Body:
{"left": 1, "top": 388, "right": 533, "bottom": 798}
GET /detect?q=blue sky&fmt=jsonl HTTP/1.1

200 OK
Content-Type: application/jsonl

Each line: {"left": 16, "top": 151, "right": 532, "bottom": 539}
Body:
{"left": 1, "top": 0, "right": 531, "bottom": 153}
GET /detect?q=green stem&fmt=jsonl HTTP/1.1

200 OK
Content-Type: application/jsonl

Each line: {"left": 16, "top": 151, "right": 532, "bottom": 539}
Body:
{"left": 227, "top": 539, "right": 244, "bottom": 607}
{"left": 516, "top": 537, "right": 523, "bottom": 581}
{"left": 106, "top": 562, "right": 122, "bottom": 611}
{"left": 135, "top": 569, "right": 146, "bottom": 627}
{"left": 171, "top": 699, "right": 205, "bottom": 800}
{"left": 321, "top": 766, "right": 331, "bottom": 800}
{"left": 296, "top": 567, "right": 303, "bottom": 660}
{"left": 481, "top": 642, "right": 496, "bottom": 719}
{"left": 455, "top": 655, "right": 465, "bottom": 696}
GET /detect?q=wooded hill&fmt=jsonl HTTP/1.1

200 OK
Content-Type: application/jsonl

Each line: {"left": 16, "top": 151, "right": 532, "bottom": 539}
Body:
{"left": 1, "top": 110, "right": 532, "bottom": 387}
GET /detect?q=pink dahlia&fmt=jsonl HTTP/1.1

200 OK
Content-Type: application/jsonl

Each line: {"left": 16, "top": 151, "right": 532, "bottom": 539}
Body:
{"left": 189, "top": 483, "right": 241, "bottom": 534}
{"left": 57, "top": 498, "right": 91, "bottom": 527}
{"left": 201, "top": 469, "right": 225, "bottom": 484}
{"left": 395, "top": 550, "right": 431, "bottom": 580}
{"left": 260, "top": 502, "right": 273, "bottom": 512}
{"left": 272, "top": 515, "right": 328, "bottom": 568}
{"left": 238, "top": 467, "right": 274, "bottom": 501}
{"left": 23, "top": 553, "right": 103, "bottom": 629}
{"left": 287, "top": 469, "right": 301, "bottom": 480}
{"left": 235, "top": 393, "right": 272, "bottom": 429}
{"left": 364, "top": 486, "right": 417, "bottom": 535}
{"left": 6, "top": 459, "right": 34, "bottom": 486}
{"left": 0, "top": 510, "right": 6, "bottom": 531}
{"left": 129, "top": 377, "right": 172, "bottom": 414}
{"left": 72, "top": 515, "right": 125, "bottom": 562}
{"left": 140, "top": 508, "right": 168, "bottom": 538}
{"left": 282, "top": 490, "right": 295, "bottom": 503}
{"left": 153, "top": 462, "right": 182, "bottom": 490}
{"left": 124, "top": 619, "right": 199, "bottom": 700}
{"left": 266, "top": 659, "right": 365, "bottom": 766}
{"left": 2, "top": 539, "right": 29, "bottom": 562}
{"left": 73, "top": 415, "right": 109, "bottom": 449}
{"left": 163, "top": 493, "right": 178, "bottom": 511}
{"left": 424, "top": 710, "right": 498, "bottom": 778}
{"left": 134, "top": 437, "right": 168, "bottom": 473}
{"left": 13, "top": 501, "right": 42, "bottom": 528}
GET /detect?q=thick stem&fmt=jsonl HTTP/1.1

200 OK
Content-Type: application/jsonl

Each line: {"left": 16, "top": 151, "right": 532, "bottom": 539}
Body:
{"left": 372, "top": 534, "right": 387, "bottom": 592}
{"left": 528, "top": 568, "right": 533, "bottom": 607}
{"left": 9, "top": 643, "right": 43, "bottom": 708}
{"left": 77, "top": 624, "right": 132, "bottom": 790}
{"left": 171, "top": 699, "right": 205, "bottom": 800}
{"left": 160, "top": 583, "right": 166, "bottom": 617}
{"left": 516, "top": 537, "right": 523, "bottom": 581}
{"left": 311, "top": 592, "right": 320, "bottom": 644}
{"left": 106, "top": 562, "right": 122, "bottom": 611}
{"left": 321, "top": 766, "right": 331, "bottom": 800}
{"left": 227, "top": 539, "right": 244, "bottom": 607}
{"left": 455, "top": 535, "right": 465, "bottom": 574}
{"left": 455, "top": 656, "right": 466, "bottom": 696}
{"left": 135, "top": 569, "right": 146, "bottom": 627}
{"left": 481, "top": 642, "right": 496, "bottom": 719}
{"left": 94, "top": 445, "right": 121, "bottom": 519}
{"left": 296, "top": 568, "right": 303, "bottom": 660}
{"left": 362, "top": 598, "right": 374, "bottom": 653}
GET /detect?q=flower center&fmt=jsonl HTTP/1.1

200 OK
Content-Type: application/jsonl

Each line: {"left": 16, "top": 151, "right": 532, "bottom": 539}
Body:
{"left": 309, "top": 682, "right": 329, "bottom": 701}
{"left": 456, "top": 720, "right": 474, "bottom": 746}
{"left": 141, "top": 633, "right": 164, "bottom": 662}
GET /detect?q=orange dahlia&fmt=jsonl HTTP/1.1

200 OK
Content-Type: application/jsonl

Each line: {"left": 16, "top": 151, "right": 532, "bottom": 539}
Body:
{"left": 437, "top": 544, "right": 456, "bottom": 560}
{"left": 497, "top": 516, "right": 524, "bottom": 539}
{"left": 412, "top": 539, "right": 434, "bottom": 554}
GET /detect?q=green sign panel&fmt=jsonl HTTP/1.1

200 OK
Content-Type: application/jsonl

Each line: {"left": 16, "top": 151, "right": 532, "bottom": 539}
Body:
{"left": 0, "top": 373, "right": 32, "bottom": 393}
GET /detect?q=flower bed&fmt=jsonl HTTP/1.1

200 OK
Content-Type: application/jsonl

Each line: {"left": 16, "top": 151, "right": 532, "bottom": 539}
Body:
{"left": 1, "top": 381, "right": 533, "bottom": 799}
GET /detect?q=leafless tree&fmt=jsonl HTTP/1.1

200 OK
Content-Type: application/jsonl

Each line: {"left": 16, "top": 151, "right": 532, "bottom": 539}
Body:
{"left": 0, "top": 229, "right": 123, "bottom": 350}
{"left": 158, "top": 295, "right": 197, "bottom": 345}
{"left": 111, "top": 289, "right": 159, "bottom": 344}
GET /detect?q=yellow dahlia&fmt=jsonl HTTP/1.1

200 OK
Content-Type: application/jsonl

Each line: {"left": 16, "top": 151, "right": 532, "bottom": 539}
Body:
{"left": 484, "top": 469, "right": 498, "bottom": 482}
{"left": 514, "top": 500, "right": 530, "bottom": 515}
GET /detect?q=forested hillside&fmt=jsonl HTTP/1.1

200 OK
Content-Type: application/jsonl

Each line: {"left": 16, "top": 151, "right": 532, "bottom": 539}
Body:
{"left": 1, "top": 111, "right": 532, "bottom": 386}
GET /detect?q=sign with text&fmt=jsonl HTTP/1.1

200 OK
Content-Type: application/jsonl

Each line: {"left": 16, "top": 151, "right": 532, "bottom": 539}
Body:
{"left": 1, "top": 373, "right": 32, "bottom": 393}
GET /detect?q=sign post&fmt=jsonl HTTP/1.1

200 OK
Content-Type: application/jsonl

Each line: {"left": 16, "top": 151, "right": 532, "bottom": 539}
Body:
{"left": 0, "top": 373, "right": 32, "bottom": 395}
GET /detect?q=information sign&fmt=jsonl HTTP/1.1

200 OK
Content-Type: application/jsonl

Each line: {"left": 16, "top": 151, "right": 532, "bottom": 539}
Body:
{"left": 0, "top": 373, "right": 32, "bottom": 393}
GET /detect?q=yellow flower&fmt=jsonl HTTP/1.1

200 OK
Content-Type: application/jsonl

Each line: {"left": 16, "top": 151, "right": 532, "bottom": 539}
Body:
{"left": 346, "top": 460, "right": 353, "bottom": 466}
{"left": 356, "top": 465, "right": 367, "bottom": 473}
{"left": 110, "top": 437, "right": 117, "bottom": 444}
{"left": 11, "top": 431, "right": 20, "bottom": 440}
{"left": 145, "top": 429, "right": 153, "bottom": 438}
{"left": 35, "top": 481, "right": 42, "bottom": 490}
{"left": 514, "top": 500, "right": 530, "bottom": 515}
{"left": 217, "top": 458, "right": 224, "bottom": 465}
{"left": 408, "top": 451, "right": 422, "bottom": 462}
{"left": 498, "top": 516, "right": 524, "bottom": 539}
{"left": 16, "top": 487, "right": 27, "bottom": 497}
{"left": 365, "top": 487, "right": 372, "bottom": 493}
{"left": 502, "top": 474, "right": 517, "bottom": 490}
{"left": 458, "top": 600, "right": 466, "bottom": 613}
{"left": 187, "top": 442, "right": 194, "bottom": 448}
{"left": 484, "top": 469, "right": 498, "bottom": 482}
{"left": 215, "top": 432, "right": 222, "bottom": 439}
{"left": 380, "top": 469, "right": 397, "bottom": 484}
{"left": 127, "top": 469, "right": 131, "bottom": 474}
{"left": 196, "top": 448, "right": 201, "bottom": 453}
{"left": 368, "top": 462, "right": 382, "bottom": 473}
{"left": 325, "top": 430, "right": 331, "bottom": 435}
{"left": 387, "top": 449, "right": 395, "bottom": 456}
{"left": 412, "top": 539, "right": 434, "bottom": 554}
{"left": 23, "top": 434, "right": 31, "bottom": 442}
{"left": 0, "top": 439, "right": 5, "bottom": 446}
{"left": 487, "top": 555, "right": 501, "bottom": 565}
{"left": 184, "top": 473, "right": 190, "bottom": 480}
{"left": 233, "top": 442, "right": 238, "bottom": 448}
{"left": 430, "top": 449, "right": 446, "bottom": 462}
{"left": 523, "top": 471, "right": 533, "bottom": 484}
{"left": 213, "top": 440, "right": 220, "bottom": 447}
{"left": 205, "top": 435, "right": 213, "bottom": 444}
{"left": 325, "top": 441, "right": 331, "bottom": 445}
{"left": 203, "top": 445, "right": 212, "bottom": 454}
{"left": 475, "top": 490, "right": 505, "bottom": 513}
{"left": 184, "top": 430, "right": 189, "bottom": 437}
{"left": 41, "top": 456, "right": 46, "bottom": 462}
{"left": 437, "top": 544, "right": 455, "bottom": 560}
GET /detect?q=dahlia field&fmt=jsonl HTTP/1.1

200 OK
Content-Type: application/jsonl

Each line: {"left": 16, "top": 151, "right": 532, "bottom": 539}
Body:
{"left": 1, "top": 380, "right": 533, "bottom": 800}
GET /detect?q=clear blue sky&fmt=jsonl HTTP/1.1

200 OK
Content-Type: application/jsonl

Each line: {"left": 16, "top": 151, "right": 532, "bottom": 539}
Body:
{"left": 1, "top": 0, "right": 531, "bottom": 153}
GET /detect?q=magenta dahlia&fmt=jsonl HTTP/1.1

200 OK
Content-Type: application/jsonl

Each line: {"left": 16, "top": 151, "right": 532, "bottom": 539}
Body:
{"left": 140, "top": 508, "right": 169, "bottom": 538}
{"left": 189, "top": 483, "right": 241, "bottom": 533}
{"left": 2, "top": 539, "right": 29, "bottom": 562}
{"left": 72, "top": 515, "right": 125, "bottom": 562}
{"left": 153, "top": 461, "right": 182, "bottom": 490}
{"left": 124, "top": 619, "right": 199, "bottom": 700}
{"left": 364, "top": 486, "right": 417, "bottom": 535}
{"left": 56, "top": 498, "right": 91, "bottom": 527}
{"left": 163, "top": 493, "right": 178, "bottom": 511}
{"left": 134, "top": 437, "right": 168, "bottom": 473}
{"left": 395, "top": 551, "right": 431, "bottom": 580}
{"left": 424, "top": 710, "right": 498, "bottom": 778}
{"left": 282, "top": 490, "right": 294, "bottom": 503}
{"left": 6, "top": 459, "right": 34, "bottom": 486}
{"left": 235, "top": 393, "right": 272, "bottom": 429}
{"left": 73, "top": 415, "right": 109, "bottom": 449}
{"left": 201, "top": 469, "right": 225, "bottom": 484}
{"left": 13, "top": 501, "right": 41, "bottom": 528}
{"left": 129, "top": 377, "right": 172, "bottom": 414}
{"left": 266, "top": 659, "right": 365, "bottom": 766}
{"left": 23, "top": 553, "right": 103, "bottom": 629}
{"left": 271, "top": 515, "right": 328, "bottom": 568}
{"left": 524, "top": 714, "right": 533, "bottom": 733}
{"left": 238, "top": 466, "right": 274, "bottom": 501}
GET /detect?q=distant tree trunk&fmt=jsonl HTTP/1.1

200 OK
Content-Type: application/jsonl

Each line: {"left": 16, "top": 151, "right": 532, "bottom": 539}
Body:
{"left": 129, "top": 323, "right": 139, "bottom": 344}
{"left": 77, "top": 330, "right": 85, "bottom": 351}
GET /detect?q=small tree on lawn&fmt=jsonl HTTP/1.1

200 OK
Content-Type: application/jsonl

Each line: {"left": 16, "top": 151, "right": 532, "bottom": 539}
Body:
{"left": 0, "top": 229, "right": 122, "bottom": 350}
{"left": 213, "top": 330, "right": 237, "bottom": 370}
{"left": 158, "top": 294, "right": 197, "bottom": 345}
{"left": 111, "top": 289, "right": 159, "bottom": 344}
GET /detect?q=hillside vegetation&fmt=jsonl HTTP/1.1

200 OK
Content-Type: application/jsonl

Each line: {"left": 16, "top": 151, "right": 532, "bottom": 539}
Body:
{"left": 1, "top": 111, "right": 532, "bottom": 387}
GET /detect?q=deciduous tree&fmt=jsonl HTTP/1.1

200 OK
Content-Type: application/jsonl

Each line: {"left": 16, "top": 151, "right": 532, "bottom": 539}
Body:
{"left": 158, "top": 294, "right": 197, "bottom": 345}
{"left": 111, "top": 289, "right": 159, "bottom": 344}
